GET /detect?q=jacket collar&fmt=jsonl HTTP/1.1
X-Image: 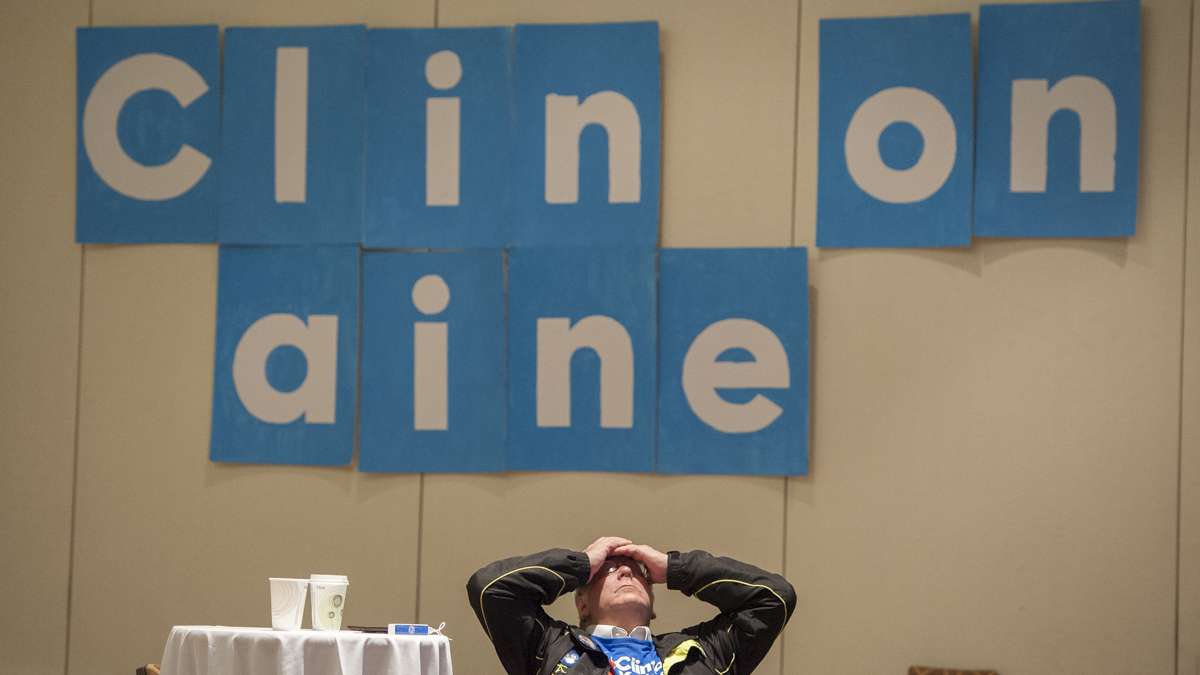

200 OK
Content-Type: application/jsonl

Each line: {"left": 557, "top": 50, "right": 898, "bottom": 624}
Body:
{"left": 651, "top": 631, "right": 696, "bottom": 653}
{"left": 589, "top": 624, "right": 653, "bottom": 641}
{"left": 568, "top": 626, "right": 602, "bottom": 653}
{"left": 568, "top": 626, "right": 697, "bottom": 657}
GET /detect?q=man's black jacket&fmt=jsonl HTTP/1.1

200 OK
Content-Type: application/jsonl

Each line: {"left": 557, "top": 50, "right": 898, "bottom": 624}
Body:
{"left": 466, "top": 548, "right": 797, "bottom": 675}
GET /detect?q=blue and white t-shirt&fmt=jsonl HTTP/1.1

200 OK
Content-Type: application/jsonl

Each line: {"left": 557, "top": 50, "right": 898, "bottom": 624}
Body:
{"left": 591, "top": 635, "right": 664, "bottom": 675}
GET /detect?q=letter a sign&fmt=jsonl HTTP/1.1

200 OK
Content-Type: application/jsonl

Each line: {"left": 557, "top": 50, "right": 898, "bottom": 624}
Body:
{"left": 211, "top": 246, "right": 359, "bottom": 465}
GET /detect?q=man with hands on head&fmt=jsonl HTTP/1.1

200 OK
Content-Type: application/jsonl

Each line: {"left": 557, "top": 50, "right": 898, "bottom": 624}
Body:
{"left": 466, "top": 536, "right": 796, "bottom": 675}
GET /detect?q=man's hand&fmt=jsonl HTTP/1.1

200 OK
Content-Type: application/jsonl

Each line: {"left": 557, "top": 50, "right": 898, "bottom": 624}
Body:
{"left": 583, "top": 536, "right": 633, "bottom": 582}
{"left": 612, "top": 543, "right": 669, "bottom": 584}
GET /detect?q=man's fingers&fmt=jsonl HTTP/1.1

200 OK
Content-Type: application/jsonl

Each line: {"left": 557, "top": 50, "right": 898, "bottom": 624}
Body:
{"left": 585, "top": 536, "right": 633, "bottom": 569}
{"left": 586, "top": 536, "right": 630, "bottom": 551}
{"left": 594, "top": 536, "right": 625, "bottom": 546}
{"left": 611, "top": 544, "right": 668, "bottom": 583}
{"left": 602, "top": 537, "right": 632, "bottom": 552}
{"left": 612, "top": 544, "right": 644, "bottom": 559}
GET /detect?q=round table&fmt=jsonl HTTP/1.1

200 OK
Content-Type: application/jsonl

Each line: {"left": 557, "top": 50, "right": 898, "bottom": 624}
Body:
{"left": 160, "top": 626, "right": 454, "bottom": 675}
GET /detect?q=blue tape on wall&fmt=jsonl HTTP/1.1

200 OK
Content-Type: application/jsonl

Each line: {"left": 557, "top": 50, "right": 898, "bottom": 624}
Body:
{"left": 219, "top": 26, "right": 366, "bottom": 244}
{"left": 507, "top": 247, "right": 657, "bottom": 472}
{"left": 211, "top": 245, "right": 359, "bottom": 466}
{"left": 658, "top": 248, "right": 809, "bottom": 476}
{"left": 512, "top": 22, "right": 661, "bottom": 247}
{"left": 360, "top": 249, "right": 506, "bottom": 472}
{"left": 365, "top": 28, "right": 513, "bottom": 248}
{"left": 817, "top": 14, "right": 973, "bottom": 248}
{"left": 76, "top": 26, "right": 219, "bottom": 243}
{"left": 975, "top": 0, "right": 1140, "bottom": 237}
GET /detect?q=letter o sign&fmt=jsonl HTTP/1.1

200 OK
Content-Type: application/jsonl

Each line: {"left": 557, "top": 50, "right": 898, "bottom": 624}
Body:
{"left": 844, "top": 86, "right": 956, "bottom": 204}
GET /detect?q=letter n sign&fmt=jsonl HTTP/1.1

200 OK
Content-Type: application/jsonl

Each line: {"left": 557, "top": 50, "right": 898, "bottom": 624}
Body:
{"left": 512, "top": 22, "right": 661, "bottom": 247}
{"left": 658, "top": 249, "right": 809, "bottom": 475}
{"left": 76, "top": 26, "right": 219, "bottom": 243}
{"left": 817, "top": 14, "right": 973, "bottom": 248}
{"left": 211, "top": 246, "right": 359, "bottom": 465}
{"left": 507, "top": 247, "right": 657, "bottom": 471}
{"left": 975, "top": 1, "right": 1140, "bottom": 237}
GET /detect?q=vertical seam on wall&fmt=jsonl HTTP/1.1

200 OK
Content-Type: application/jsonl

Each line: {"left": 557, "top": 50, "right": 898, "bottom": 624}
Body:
{"left": 415, "top": 474, "right": 425, "bottom": 622}
{"left": 789, "top": 0, "right": 802, "bottom": 252}
{"left": 781, "top": 3, "right": 802, "bottom": 675}
{"left": 1178, "top": 4, "right": 1195, "bottom": 674}
{"left": 780, "top": 477, "right": 789, "bottom": 675}
{"left": 655, "top": 252, "right": 662, "bottom": 471}
{"left": 64, "top": 246, "right": 87, "bottom": 675}
{"left": 66, "top": 7, "right": 93, "bottom": 673}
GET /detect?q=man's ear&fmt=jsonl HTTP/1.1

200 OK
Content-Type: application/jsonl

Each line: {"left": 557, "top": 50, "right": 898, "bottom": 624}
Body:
{"left": 575, "top": 590, "right": 588, "bottom": 623}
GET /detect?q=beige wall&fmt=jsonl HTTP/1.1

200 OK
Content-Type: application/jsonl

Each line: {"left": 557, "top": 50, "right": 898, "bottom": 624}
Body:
{"left": 0, "top": 1, "right": 87, "bottom": 675}
{"left": 793, "top": 2, "right": 1186, "bottom": 673}
{"left": 1, "top": 0, "right": 1196, "bottom": 674}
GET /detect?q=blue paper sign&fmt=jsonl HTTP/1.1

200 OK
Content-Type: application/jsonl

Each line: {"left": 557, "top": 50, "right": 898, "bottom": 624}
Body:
{"left": 975, "top": 1, "right": 1140, "bottom": 237}
{"left": 76, "top": 26, "right": 219, "bottom": 243}
{"left": 360, "top": 250, "right": 506, "bottom": 472}
{"left": 365, "top": 28, "right": 512, "bottom": 248}
{"left": 817, "top": 14, "right": 973, "bottom": 248}
{"left": 658, "top": 249, "right": 809, "bottom": 475}
{"left": 512, "top": 23, "right": 661, "bottom": 247}
{"left": 211, "top": 246, "right": 359, "bottom": 466}
{"left": 219, "top": 26, "right": 366, "bottom": 244}
{"left": 507, "top": 248, "right": 656, "bottom": 471}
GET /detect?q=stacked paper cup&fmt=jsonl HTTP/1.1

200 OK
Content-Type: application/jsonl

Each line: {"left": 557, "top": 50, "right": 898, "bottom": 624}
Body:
{"left": 268, "top": 578, "right": 309, "bottom": 630}
{"left": 309, "top": 574, "right": 349, "bottom": 630}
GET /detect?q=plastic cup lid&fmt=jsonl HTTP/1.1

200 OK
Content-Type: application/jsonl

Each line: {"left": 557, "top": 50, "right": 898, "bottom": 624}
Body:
{"left": 269, "top": 578, "right": 310, "bottom": 583}
{"left": 310, "top": 574, "right": 348, "bottom": 582}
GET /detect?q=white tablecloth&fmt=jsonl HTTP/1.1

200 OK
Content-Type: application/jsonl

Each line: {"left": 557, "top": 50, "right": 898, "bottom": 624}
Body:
{"left": 161, "top": 626, "right": 453, "bottom": 675}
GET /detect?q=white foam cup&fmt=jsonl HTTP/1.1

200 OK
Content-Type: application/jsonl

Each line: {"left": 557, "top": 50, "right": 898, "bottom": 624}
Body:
{"left": 309, "top": 574, "right": 349, "bottom": 630}
{"left": 268, "top": 578, "right": 309, "bottom": 630}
